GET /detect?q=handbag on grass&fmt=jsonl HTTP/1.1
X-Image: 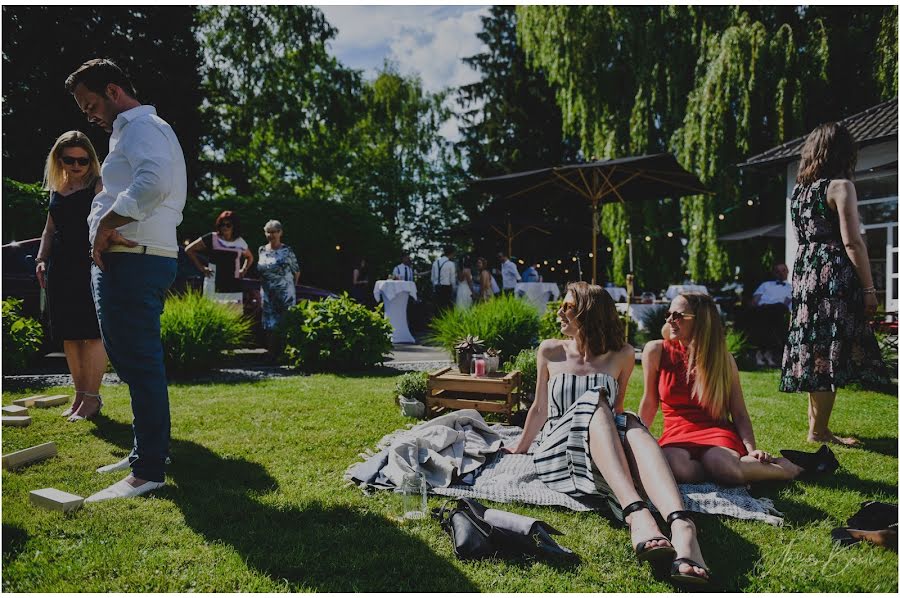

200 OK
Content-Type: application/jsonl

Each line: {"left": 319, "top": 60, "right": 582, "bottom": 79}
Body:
{"left": 433, "top": 497, "right": 576, "bottom": 561}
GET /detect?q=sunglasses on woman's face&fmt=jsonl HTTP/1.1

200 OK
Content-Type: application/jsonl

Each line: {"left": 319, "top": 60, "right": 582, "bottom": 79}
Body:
{"left": 560, "top": 301, "right": 577, "bottom": 312}
{"left": 665, "top": 310, "right": 695, "bottom": 322}
{"left": 61, "top": 156, "right": 90, "bottom": 166}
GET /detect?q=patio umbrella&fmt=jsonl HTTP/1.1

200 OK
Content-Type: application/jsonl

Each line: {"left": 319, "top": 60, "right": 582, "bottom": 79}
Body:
{"left": 470, "top": 153, "right": 710, "bottom": 283}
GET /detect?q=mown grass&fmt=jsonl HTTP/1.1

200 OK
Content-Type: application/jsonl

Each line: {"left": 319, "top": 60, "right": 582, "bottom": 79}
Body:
{"left": 2, "top": 367, "right": 897, "bottom": 592}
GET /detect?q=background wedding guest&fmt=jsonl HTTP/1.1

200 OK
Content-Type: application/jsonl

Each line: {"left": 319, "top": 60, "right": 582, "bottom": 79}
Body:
{"left": 35, "top": 130, "right": 108, "bottom": 422}
{"left": 521, "top": 259, "right": 542, "bottom": 283}
{"left": 350, "top": 256, "right": 373, "bottom": 307}
{"left": 454, "top": 255, "right": 475, "bottom": 309}
{"left": 431, "top": 245, "right": 457, "bottom": 311}
{"left": 185, "top": 210, "right": 253, "bottom": 304}
{"left": 749, "top": 263, "right": 792, "bottom": 367}
{"left": 391, "top": 252, "right": 414, "bottom": 282}
{"left": 780, "top": 122, "right": 888, "bottom": 447}
{"left": 257, "top": 219, "right": 300, "bottom": 356}
{"left": 497, "top": 251, "right": 521, "bottom": 295}
{"left": 474, "top": 256, "right": 499, "bottom": 301}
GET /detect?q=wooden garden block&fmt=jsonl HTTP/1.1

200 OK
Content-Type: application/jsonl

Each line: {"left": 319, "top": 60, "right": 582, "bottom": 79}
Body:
{"left": 3, "top": 442, "right": 57, "bottom": 470}
{"left": 2, "top": 405, "right": 29, "bottom": 416}
{"left": 2, "top": 416, "right": 31, "bottom": 427}
{"left": 29, "top": 488, "right": 83, "bottom": 513}
{"left": 32, "top": 395, "right": 69, "bottom": 408}
{"left": 12, "top": 395, "right": 46, "bottom": 408}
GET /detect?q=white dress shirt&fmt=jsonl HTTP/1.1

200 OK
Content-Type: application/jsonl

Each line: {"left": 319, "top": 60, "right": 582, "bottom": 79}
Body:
{"left": 500, "top": 259, "right": 521, "bottom": 290}
{"left": 392, "top": 263, "right": 414, "bottom": 282}
{"left": 431, "top": 256, "right": 457, "bottom": 287}
{"left": 88, "top": 105, "right": 187, "bottom": 252}
{"left": 753, "top": 280, "right": 792, "bottom": 307}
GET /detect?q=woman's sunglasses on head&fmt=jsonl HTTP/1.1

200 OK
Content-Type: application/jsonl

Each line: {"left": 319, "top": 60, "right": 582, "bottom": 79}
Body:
{"left": 61, "top": 156, "right": 90, "bottom": 166}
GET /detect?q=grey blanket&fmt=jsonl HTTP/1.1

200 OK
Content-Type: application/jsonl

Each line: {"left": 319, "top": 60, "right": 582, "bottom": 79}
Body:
{"left": 346, "top": 416, "right": 784, "bottom": 526}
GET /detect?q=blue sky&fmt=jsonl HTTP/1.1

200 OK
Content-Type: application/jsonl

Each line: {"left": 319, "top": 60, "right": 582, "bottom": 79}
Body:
{"left": 318, "top": 5, "right": 490, "bottom": 138}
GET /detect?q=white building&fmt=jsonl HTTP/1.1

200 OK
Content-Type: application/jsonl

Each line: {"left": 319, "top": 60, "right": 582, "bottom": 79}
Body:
{"left": 741, "top": 100, "right": 898, "bottom": 312}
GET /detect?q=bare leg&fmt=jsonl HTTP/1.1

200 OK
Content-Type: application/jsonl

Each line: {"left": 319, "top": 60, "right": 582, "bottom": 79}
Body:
{"left": 587, "top": 407, "right": 670, "bottom": 553}
{"left": 71, "top": 339, "right": 108, "bottom": 419}
{"left": 62, "top": 340, "right": 85, "bottom": 414}
{"left": 662, "top": 447, "right": 706, "bottom": 483}
{"left": 622, "top": 416, "right": 708, "bottom": 579}
{"left": 701, "top": 446, "right": 803, "bottom": 484}
{"left": 808, "top": 391, "right": 859, "bottom": 446}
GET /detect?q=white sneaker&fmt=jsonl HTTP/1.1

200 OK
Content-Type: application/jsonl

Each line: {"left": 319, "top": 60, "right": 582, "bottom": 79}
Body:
{"left": 755, "top": 351, "right": 767, "bottom": 367}
{"left": 96, "top": 457, "right": 131, "bottom": 474}
{"left": 85, "top": 478, "right": 165, "bottom": 503}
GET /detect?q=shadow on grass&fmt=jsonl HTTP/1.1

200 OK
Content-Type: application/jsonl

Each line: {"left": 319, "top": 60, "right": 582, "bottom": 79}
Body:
{"left": 2, "top": 524, "right": 29, "bottom": 565}
{"left": 91, "top": 418, "right": 476, "bottom": 592}
{"left": 856, "top": 436, "right": 899, "bottom": 458}
{"left": 332, "top": 366, "right": 411, "bottom": 379}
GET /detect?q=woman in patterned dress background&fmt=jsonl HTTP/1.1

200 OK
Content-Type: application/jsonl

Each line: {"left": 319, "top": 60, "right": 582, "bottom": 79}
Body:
{"left": 780, "top": 122, "right": 888, "bottom": 447}
{"left": 257, "top": 219, "right": 300, "bottom": 356}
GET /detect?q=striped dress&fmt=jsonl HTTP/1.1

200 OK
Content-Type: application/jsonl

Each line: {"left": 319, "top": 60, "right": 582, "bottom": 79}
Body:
{"left": 533, "top": 372, "right": 620, "bottom": 497}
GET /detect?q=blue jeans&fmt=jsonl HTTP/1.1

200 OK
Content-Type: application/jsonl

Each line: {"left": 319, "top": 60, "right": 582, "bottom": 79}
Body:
{"left": 92, "top": 253, "right": 177, "bottom": 482}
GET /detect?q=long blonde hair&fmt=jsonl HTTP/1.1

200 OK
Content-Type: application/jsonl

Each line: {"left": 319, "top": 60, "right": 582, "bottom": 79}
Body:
{"left": 678, "top": 292, "right": 733, "bottom": 421}
{"left": 43, "top": 131, "right": 101, "bottom": 192}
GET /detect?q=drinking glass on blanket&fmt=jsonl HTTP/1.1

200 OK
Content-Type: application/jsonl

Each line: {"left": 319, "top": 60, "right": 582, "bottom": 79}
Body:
{"left": 399, "top": 472, "right": 427, "bottom": 520}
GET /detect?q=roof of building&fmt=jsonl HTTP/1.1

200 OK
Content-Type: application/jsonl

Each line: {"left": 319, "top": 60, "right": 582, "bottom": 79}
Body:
{"left": 739, "top": 100, "right": 898, "bottom": 170}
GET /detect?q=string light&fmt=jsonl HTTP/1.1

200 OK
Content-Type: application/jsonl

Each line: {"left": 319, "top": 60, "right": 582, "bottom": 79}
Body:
{"left": 543, "top": 260, "right": 548, "bottom": 265}
{"left": 335, "top": 244, "right": 341, "bottom": 251}
{"left": 718, "top": 214, "right": 725, "bottom": 221}
{"left": 667, "top": 232, "right": 674, "bottom": 238}
{"left": 517, "top": 259, "right": 524, "bottom": 265}
{"left": 644, "top": 235, "right": 651, "bottom": 242}
{"left": 606, "top": 246, "right": 612, "bottom": 252}
{"left": 746, "top": 199, "right": 754, "bottom": 206}
{"left": 625, "top": 238, "right": 631, "bottom": 244}
{"left": 564, "top": 269, "right": 569, "bottom": 274}
{"left": 556, "top": 259, "right": 562, "bottom": 265}
{"left": 588, "top": 252, "right": 594, "bottom": 258}
{"left": 550, "top": 266, "right": 556, "bottom": 272}
{"left": 571, "top": 257, "right": 577, "bottom": 262}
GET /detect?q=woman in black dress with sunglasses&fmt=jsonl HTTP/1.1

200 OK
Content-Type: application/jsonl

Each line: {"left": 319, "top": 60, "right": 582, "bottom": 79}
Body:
{"left": 35, "top": 130, "right": 108, "bottom": 421}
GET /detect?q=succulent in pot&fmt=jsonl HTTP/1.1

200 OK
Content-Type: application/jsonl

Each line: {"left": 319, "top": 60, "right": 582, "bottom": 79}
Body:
{"left": 454, "top": 335, "right": 486, "bottom": 374}
{"left": 484, "top": 347, "right": 502, "bottom": 374}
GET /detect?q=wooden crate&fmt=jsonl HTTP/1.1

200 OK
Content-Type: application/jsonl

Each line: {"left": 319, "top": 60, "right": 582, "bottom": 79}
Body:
{"left": 426, "top": 367, "right": 521, "bottom": 421}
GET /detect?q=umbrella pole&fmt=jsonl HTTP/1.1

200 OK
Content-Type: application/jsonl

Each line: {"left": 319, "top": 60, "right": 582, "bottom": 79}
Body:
{"left": 591, "top": 201, "right": 599, "bottom": 284}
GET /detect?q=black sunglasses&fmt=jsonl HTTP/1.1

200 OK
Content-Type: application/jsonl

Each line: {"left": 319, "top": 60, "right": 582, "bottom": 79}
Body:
{"left": 665, "top": 310, "right": 695, "bottom": 322}
{"left": 61, "top": 156, "right": 90, "bottom": 166}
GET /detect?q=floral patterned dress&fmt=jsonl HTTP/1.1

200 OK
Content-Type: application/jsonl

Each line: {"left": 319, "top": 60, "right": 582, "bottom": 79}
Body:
{"left": 257, "top": 244, "right": 301, "bottom": 330}
{"left": 780, "top": 178, "right": 888, "bottom": 392}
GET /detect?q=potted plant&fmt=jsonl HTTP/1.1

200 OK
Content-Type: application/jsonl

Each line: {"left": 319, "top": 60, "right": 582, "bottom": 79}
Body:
{"left": 484, "top": 347, "right": 501, "bottom": 374}
{"left": 454, "top": 335, "right": 485, "bottom": 374}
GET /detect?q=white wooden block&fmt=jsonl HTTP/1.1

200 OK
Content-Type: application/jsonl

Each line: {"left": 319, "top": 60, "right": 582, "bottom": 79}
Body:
{"left": 32, "top": 395, "right": 69, "bottom": 408}
{"left": 12, "top": 395, "right": 46, "bottom": 407}
{"left": 29, "top": 488, "right": 83, "bottom": 513}
{"left": 2, "top": 416, "right": 31, "bottom": 427}
{"left": 3, "top": 442, "right": 57, "bottom": 470}
{"left": 2, "top": 405, "right": 29, "bottom": 416}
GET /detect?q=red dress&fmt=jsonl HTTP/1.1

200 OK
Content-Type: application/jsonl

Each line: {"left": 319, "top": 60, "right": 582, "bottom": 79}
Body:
{"left": 656, "top": 340, "right": 747, "bottom": 457}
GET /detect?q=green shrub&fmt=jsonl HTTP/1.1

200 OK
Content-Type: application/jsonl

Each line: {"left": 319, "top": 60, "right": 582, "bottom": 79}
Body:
{"left": 726, "top": 327, "right": 754, "bottom": 367}
{"left": 2, "top": 178, "right": 47, "bottom": 243}
{"left": 503, "top": 348, "right": 538, "bottom": 396}
{"left": 2, "top": 298, "right": 43, "bottom": 373}
{"left": 395, "top": 371, "right": 428, "bottom": 401}
{"left": 538, "top": 300, "right": 565, "bottom": 341}
{"left": 429, "top": 294, "right": 540, "bottom": 363}
{"left": 160, "top": 290, "right": 252, "bottom": 376}
{"left": 282, "top": 293, "right": 393, "bottom": 371}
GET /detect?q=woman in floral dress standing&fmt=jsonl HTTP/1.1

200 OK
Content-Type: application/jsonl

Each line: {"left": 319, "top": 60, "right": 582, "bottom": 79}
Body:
{"left": 780, "top": 122, "right": 888, "bottom": 446}
{"left": 257, "top": 219, "right": 301, "bottom": 356}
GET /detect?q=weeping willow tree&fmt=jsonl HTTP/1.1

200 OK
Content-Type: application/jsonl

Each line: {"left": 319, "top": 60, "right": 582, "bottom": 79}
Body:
{"left": 517, "top": 6, "right": 896, "bottom": 285}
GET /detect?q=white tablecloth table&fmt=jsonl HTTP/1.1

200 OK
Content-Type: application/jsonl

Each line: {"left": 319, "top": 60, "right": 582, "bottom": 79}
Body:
{"left": 616, "top": 302, "right": 669, "bottom": 331}
{"left": 374, "top": 280, "right": 417, "bottom": 343}
{"left": 515, "top": 282, "right": 561, "bottom": 315}
{"left": 604, "top": 286, "right": 628, "bottom": 302}
{"left": 664, "top": 284, "right": 709, "bottom": 300}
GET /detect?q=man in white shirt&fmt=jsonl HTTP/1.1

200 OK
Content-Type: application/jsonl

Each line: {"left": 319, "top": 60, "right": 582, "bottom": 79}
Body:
{"left": 431, "top": 246, "right": 457, "bottom": 311}
{"left": 497, "top": 252, "right": 521, "bottom": 295}
{"left": 392, "top": 253, "right": 415, "bottom": 282}
{"left": 67, "top": 59, "right": 186, "bottom": 502}
{"left": 751, "top": 263, "right": 792, "bottom": 367}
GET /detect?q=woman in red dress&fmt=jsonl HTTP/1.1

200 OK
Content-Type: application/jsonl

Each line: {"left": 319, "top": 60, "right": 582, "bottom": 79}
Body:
{"left": 639, "top": 292, "right": 804, "bottom": 485}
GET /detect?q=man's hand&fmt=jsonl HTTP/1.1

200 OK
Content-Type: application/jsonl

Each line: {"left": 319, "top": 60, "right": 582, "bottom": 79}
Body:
{"left": 92, "top": 226, "right": 138, "bottom": 271}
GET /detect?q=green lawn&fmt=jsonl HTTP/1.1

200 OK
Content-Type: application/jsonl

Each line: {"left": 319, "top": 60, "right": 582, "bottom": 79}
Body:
{"left": 2, "top": 367, "right": 897, "bottom": 592}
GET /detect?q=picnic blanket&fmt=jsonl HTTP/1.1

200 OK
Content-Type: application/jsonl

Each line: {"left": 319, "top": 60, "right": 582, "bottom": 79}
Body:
{"left": 345, "top": 412, "right": 784, "bottom": 526}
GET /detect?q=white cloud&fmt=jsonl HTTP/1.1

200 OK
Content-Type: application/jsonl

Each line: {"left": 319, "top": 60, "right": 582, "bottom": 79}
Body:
{"left": 319, "top": 5, "right": 489, "bottom": 93}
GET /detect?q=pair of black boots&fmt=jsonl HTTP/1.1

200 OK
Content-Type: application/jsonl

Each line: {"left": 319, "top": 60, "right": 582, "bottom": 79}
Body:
{"left": 831, "top": 501, "right": 898, "bottom": 551}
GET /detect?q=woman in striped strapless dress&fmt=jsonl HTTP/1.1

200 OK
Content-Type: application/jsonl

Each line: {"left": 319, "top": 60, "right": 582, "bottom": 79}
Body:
{"left": 504, "top": 282, "right": 710, "bottom": 585}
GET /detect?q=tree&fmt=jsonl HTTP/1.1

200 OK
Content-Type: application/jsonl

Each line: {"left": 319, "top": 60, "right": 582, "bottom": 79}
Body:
{"left": 517, "top": 6, "right": 897, "bottom": 285}
{"left": 197, "top": 5, "right": 362, "bottom": 199}
{"left": 342, "top": 63, "right": 463, "bottom": 253}
{"left": 2, "top": 6, "right": 203, "bottom": 190}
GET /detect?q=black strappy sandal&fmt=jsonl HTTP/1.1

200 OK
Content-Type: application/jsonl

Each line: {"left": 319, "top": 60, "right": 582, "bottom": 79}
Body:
{"left": 666, "top": 511, "right": 711, "bottom": 586}
{"left": 622, "top": 500, "right": 676, "bottom": 564}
